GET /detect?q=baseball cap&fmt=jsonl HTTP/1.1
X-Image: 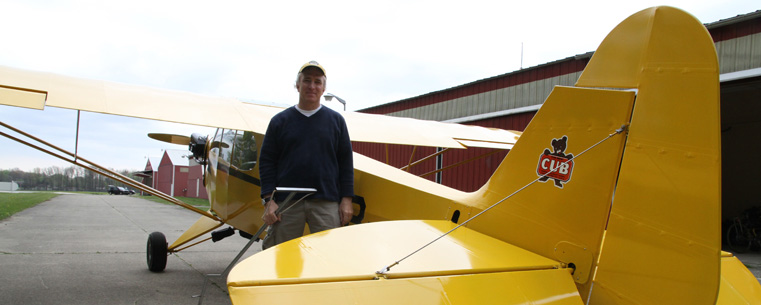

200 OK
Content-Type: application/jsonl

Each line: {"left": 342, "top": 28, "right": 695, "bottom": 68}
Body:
{"left": 299, "top": 60, "right": 326, "bottom": 77}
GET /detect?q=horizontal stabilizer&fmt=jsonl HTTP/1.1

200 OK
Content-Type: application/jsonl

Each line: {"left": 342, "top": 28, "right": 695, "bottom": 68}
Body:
{"left": 716, "top": 252, "right": 761, "bottom": 303}
{"left": 230, "top": 268, "right": 582, "bottom": 305}
{"left": 228, "top": 220, "right": 578, "bottom": 303}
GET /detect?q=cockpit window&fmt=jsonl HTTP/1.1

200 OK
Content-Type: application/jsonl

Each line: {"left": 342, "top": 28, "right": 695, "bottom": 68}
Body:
{"left": 231, "top": 130, "right": 257, "bottom": 171}
{"left": 207, "top": 128, "right": 223, "bottom": 174}
{"left": 219, "top": 130, "right": 236, "bottom": 164}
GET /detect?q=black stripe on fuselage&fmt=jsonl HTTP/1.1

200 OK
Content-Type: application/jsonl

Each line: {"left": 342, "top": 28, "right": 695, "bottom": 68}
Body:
{"left": 216, "top": 163, "right": 261, "bottom": 186}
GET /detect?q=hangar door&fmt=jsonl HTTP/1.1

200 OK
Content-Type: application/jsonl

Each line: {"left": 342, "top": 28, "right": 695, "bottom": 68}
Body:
{"left": 721, "top": 71, "right": 761, "bottom": 222}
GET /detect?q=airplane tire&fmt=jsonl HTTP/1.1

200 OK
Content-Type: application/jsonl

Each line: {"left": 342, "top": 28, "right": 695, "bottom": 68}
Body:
{"left": 147, "top": 231, "right": 168, "bottom": 272}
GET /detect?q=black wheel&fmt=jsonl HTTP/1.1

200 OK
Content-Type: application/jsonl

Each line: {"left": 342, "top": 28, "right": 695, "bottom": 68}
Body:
{"left": 727, "top": 223, "right": 752, "bottom": 253}
{"left": 147, "top": 231, "right": 168, "bottom": 272}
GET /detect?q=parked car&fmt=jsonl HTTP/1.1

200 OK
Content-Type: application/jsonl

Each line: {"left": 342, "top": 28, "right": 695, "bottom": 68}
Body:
{"left": 107, "top": 185, "right": 133, "bottom": 195}
{"left": 107, "top": 185, "right": 122, "bottom": 195}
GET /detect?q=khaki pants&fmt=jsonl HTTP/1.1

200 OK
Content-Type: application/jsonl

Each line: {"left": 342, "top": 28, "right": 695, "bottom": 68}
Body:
{"left": 262, "top": 198, "right": 340, "bottom": 250}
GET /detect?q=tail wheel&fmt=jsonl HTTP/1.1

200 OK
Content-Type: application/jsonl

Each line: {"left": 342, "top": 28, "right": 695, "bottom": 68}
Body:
{"left": 727, "top": 223, "right": 752, "bottom": 253}
{"left": 147, "top": 231, "right": 168, "bottom": 272}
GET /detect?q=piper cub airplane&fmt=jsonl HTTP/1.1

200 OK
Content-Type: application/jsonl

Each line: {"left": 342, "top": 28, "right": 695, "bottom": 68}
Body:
{"left": 1, "top": 6, "right": 760, "bottom": 305}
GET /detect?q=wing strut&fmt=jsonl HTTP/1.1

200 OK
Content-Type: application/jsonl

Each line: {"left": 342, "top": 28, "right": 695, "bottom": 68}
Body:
{"left": 194, "top": 187, "right": 315, "bottom": 305}
{"left": 419, "top": 149, "right": 502, "bottom": 178}
{"left": 405, "top": 146, "right": 417, "bottom": 172}
{"left": 0, "top": 120, "right": 217, "bottom": 220}
{"left": 399, "top": 148, "right": 450, "bottom": 171}
{"left": 75, "top": 110, "right": 80, "bottom": 162}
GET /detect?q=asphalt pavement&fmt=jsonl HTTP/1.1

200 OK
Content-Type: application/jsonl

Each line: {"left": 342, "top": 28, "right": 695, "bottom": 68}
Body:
{"left": 2, "top": 193, "right": 760, "bottom": 305}
{"left": 0, "top": 193, "right": 258, "bottom": 305}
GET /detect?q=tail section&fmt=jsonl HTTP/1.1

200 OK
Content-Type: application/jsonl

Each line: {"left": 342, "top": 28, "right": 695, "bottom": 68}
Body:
{"left": 579, "top": 7, "right": 721, "bottom": 304}
{"left": 468, "top": 85, "right": 634, "bottom": 297}
{"left": 469, "top": 6, "right": 722, "bottom": 304}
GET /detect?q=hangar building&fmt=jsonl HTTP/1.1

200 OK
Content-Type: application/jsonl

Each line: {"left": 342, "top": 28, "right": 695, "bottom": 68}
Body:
{"left": 355, "top": 10, "right": 761, "bottom": 221}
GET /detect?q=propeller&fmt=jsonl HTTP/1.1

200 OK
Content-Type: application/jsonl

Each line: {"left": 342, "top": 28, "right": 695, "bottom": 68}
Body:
{"left": 149, "top": 132, "right": 229, "bottom": 166}
{"left": 148, "top": 133, "right": 191, "bottom": 145}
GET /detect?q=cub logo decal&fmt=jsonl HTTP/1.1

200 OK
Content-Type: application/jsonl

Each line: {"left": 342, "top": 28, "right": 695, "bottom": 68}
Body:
{"left": 537, "top": 135, "right": 574, "bottom": 188}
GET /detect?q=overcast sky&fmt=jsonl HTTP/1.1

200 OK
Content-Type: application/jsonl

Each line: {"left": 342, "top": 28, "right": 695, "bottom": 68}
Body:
{"left": 0, "top": 0, "right": 758, "bottom": 172}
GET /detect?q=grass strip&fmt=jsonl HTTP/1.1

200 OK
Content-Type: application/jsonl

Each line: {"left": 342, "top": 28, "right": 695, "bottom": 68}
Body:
{"left": 139, "top": 195, "right": 210, "bottom": 209}
{"left": 0, "top": 192, "right": 59, "bottom": 220}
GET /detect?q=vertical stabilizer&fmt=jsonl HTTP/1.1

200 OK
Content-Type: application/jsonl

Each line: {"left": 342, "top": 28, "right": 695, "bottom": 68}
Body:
{"left": 468, "top": 86, "right": 634, "bottom": 298}
{"left": 468, "top": 6, "right": 721, "bottom": 304}
{"left": 578, "top": 7, "right": 721, "bottom": 305}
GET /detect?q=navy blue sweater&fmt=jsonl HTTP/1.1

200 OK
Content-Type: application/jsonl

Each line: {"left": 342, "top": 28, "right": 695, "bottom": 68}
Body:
{"left": 259, "top": 106, "right": 354, "bottom": 202}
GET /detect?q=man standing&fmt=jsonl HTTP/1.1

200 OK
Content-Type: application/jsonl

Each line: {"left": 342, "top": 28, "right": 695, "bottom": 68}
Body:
{"left": 258, "top": 61, "right": 354, "bottom": 249}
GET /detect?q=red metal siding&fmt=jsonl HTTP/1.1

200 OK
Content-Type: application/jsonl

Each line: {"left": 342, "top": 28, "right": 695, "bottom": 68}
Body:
{"left": 173, "top": 166, "right": 189, "bottom": 197}
{"left": 439, "top": 112, "right": 536, "bottom": 191}
{"left": 157, "top": 155, "right": 174, "bottom": 196}
{"left": 353, "top": 142, "right": 438, "bottom": 182}
{"left": 156, "top": 152, "right": 191, "bottom": 197}
{"left": 709, "top": 16, "right": 761, "bottom": 42}
{"left": 186, "top": 164, "right": 208, "bottom": 199}
{"left": 353, "top": 112, "right": 536, "bottom": 191}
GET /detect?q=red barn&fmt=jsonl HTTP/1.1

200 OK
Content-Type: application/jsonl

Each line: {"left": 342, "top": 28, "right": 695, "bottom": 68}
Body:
{"left": 156, "top": 150, "right": 189, "bottom": 197}
{"left": 139, "top": 150, "right": 207, "bottom": 199}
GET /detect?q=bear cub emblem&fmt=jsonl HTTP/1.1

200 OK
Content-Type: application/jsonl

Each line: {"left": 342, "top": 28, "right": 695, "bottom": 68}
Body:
{"left": 537, "top": 136, "right": 574, "bottom": 188}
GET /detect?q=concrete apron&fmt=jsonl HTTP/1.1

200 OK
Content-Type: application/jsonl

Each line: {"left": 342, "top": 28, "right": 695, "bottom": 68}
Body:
{"left": 0, "top": 193, "right": 258, "bottom": 305}
{"left": 2, "top": 193, "right": 759, "bottom": 304}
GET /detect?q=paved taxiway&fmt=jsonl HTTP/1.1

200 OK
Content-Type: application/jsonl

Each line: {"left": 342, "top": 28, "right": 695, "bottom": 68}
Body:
{"left": 2, "top": 193, "right": 760, "bottom": 305}
{"left": 0, "top": 193, "right": 258, "bottom": 305}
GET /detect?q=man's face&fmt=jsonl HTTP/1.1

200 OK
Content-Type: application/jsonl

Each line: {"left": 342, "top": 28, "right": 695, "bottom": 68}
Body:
{"left": 297, "top": 67, "right": 326, "bottom": 105}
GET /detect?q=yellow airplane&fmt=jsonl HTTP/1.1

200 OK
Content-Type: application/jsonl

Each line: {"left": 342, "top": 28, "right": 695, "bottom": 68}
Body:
{"left": 0, "top": 72, "right": 518, "bottom": 271}
{"left": 0, "top": 9, "right": 519, "bottom": 288}
{"left": 0, "top": 5, "right": 759, "bottom": 305}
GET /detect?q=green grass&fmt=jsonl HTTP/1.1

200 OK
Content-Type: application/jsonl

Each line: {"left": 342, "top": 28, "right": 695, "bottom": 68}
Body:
{"left": 31, "top": 191, "right": 107, "bottom": 195}
{"left": 0, "top": 192, "right": 209, "bottom": 221}
{"left": 0, "top": 193, "right": 59, "bottom": 220}
{"left": 139, "top": 195, "right": 210, "bottom": 209}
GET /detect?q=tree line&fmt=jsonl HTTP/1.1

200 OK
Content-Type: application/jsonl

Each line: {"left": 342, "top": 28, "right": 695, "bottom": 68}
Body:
{"left": 0, "top": 166, "right": 139, "bottom": 192}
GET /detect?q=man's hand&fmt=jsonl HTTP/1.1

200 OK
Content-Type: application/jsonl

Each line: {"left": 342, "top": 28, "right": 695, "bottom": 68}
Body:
{"left": 262, "top": 200, "right": 280, "bottom": 225}
{"left": 339, "top": 197, "right": 354, "bottom": 225}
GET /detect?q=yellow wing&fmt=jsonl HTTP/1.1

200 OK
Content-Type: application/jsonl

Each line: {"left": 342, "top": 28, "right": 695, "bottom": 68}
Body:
{"left": 0, "top": 65, "right": 519, "bottom": 149}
